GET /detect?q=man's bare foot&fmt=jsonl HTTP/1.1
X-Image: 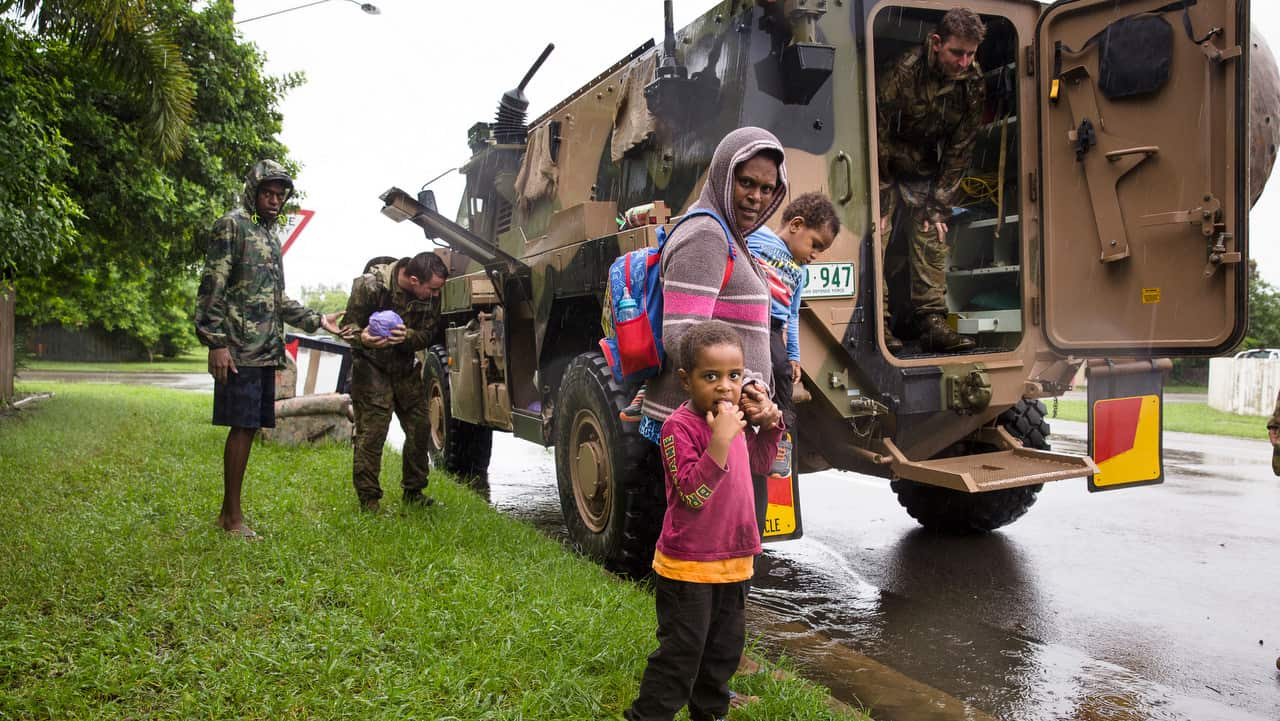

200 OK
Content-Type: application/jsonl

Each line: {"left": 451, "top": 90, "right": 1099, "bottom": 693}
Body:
{"left": 217, "top": 518, "right": 259, "bottom": 540}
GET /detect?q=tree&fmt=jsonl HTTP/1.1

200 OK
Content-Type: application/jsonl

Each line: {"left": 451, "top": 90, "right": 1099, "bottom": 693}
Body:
{"left": 11, "top": 0, "right": 301, "bottom": 357}
{"left": 298, "top": 284, "right": 351, "bottom": 317}
{"left": 285, "top": 284, "right": 349, "bottom": 336}
{"left": 1244, "top": 259, "right": 1280, "bottom": 349}
{"left": 0, "top": 0, "right": 194, "bottom": 161}
{"left": 0, "top": 21, "right": 81, "bottom": 280}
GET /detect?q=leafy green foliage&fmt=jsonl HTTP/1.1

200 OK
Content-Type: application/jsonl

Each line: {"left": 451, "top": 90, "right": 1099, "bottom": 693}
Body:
{"left": 0, "top": 23, "right": 81, "bottom": 278}
{"left": 0, "top": 0, "right": 195, "bottom": 160}
{"left": 1243, "top": 260, "right": 1280, "bottom": 350}
{"left": 284, "top": 284, "right": 351, "bottom": 336}
{"left": 0, "top": 383, "right": 867, "bottom": 721}
{"left": 9, "top": 0, "right": 301, "bottom": 357}
{"left": 298, "top": 283, "right": 352, "bottom": 316}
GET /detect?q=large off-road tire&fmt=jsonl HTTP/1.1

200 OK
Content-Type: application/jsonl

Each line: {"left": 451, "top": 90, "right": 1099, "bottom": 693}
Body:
{"left": 423, "top": 344, "right": 492, "bottom": 481}
{"left": 554, "top": 352, "right": 663, "bottom": 578}
{"left": 998, "top": 397, "right": 1051, "bottom": 450}
{"left": 891, "top": 399, "right": 1051, "bottom": 533}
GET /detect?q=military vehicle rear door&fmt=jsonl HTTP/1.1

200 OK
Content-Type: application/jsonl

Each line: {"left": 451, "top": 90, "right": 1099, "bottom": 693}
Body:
{"left": 1036, "top": 0, "right": 1249, "bottom": 356}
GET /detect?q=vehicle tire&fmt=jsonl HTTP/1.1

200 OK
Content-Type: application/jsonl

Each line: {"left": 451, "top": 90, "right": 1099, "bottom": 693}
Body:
{"left": 891, "top": 399, "right": 1050, "bottom": 533}
{"left": 423, "top": 344, "right": 492, "bottom": 481}
{"left": 997, "top": 397, "right": 1051, "bottom": 450}
{"left": 554, "top": 352, "right": 663, "bottom": 577}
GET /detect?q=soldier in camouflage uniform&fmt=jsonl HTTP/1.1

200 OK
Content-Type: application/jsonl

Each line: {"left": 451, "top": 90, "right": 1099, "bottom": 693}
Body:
{"left": 877, "top": 8, "right": 987, "bottom": 354}
{"left": 194, "top": 160, "right": 345, "bottom": 539}
{"left": 342, "top": 252, "right": 448, "bottom": 512}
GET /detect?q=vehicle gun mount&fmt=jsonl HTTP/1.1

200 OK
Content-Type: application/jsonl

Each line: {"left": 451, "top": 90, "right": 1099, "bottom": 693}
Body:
{"left": 494, "top": 43, "right": 555, "bottom": 145}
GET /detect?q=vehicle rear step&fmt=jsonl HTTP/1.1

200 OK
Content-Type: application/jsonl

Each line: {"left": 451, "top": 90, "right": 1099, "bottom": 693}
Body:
{"left": 891, "top": 448, "right": 1098, "bottom": 493}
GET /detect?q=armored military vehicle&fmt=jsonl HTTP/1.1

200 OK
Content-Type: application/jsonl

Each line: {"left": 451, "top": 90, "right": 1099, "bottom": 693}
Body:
{"left": 379, "top": 0, "right": 1273, "bottom": 575}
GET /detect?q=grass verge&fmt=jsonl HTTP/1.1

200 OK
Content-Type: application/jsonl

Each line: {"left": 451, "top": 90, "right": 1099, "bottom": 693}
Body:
{"left": 1049, "top": 399, "right": 1268, "bottom": 440}
{"left": 0, "top": 382, "right": 863, "bottom": 721}
{"left": 24, "top": 352, "right": 207, "bottom": 374}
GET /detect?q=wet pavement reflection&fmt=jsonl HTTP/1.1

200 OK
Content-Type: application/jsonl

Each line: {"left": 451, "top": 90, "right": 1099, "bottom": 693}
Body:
{"left": 465, "top": 422, "right": 1279, "bottom": 721}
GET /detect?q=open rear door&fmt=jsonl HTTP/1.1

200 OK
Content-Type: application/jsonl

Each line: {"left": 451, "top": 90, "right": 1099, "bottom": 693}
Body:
{"left": 1036, "top": 0, "right": 1249, "bottom": 356}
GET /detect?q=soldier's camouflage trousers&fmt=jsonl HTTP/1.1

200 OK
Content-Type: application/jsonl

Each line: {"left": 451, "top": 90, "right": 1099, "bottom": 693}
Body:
{"left": 879, "top": 184, "right": 948, "bottom": 319}
{"left": 350, "top": 357, "right": 430, "bottom": 502}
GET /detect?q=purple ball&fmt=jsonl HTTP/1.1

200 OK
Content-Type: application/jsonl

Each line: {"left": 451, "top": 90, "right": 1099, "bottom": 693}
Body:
{"left": 367, "top": 309, "right": 404, "bottom": 338}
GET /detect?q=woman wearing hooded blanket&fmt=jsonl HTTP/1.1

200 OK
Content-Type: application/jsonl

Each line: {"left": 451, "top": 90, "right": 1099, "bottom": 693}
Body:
{"left": 640, "top": 127, "right": 789, "bottom": 432}
{"left": 624, "top": 128, "right": 788, "bottom": 721}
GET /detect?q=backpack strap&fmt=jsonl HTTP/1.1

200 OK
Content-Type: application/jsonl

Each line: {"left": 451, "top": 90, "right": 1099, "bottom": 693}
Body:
{"left": 661, "top": 208, "right": 737, "bottom": 290}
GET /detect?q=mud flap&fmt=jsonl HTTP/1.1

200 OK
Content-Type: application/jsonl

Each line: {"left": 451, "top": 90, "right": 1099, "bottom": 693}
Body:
{"left": 1086, "top": 359, "right": 1168, "bottom": 492}
{"left": 761, "top": 431, "right": 803, "bottom": 542}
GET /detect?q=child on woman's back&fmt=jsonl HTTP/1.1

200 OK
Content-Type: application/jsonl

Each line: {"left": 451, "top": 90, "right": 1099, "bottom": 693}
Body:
{"left": 622, "top": 319, "right": 784, "bottom": 721}
{"left": 746, "top": 191, "right": 839, "bottom": 432}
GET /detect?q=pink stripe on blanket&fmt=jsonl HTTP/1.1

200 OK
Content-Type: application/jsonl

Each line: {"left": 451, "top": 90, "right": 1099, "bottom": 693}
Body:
{"left": 663, "top": 291, "right": 719, "bottom": 316}
{"left": 711, "top": 300, "right": 769, "bottom": 323}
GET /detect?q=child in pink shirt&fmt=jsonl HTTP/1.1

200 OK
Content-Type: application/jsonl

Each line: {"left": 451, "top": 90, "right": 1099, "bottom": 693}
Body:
{"left": 623, "top": 320, "right": 784, "bottom": 721}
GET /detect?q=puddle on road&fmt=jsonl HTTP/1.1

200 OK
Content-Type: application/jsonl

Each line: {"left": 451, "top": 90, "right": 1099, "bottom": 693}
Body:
{"left": 433, "top": 435, "right": 1273, "bottom": 721}
{"left": 748, "top": 544, "right": 1270, "bottom": 721}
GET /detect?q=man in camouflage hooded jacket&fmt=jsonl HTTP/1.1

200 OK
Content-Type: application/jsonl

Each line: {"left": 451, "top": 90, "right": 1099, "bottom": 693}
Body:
{"left": 194, "top": 159, "right": 344, "bottom": 538}
{"left": 877, "top": 8, "right": 987, "bottom": 354}
{"left": 341, "top": 252, "right": 448, "bottom": 512}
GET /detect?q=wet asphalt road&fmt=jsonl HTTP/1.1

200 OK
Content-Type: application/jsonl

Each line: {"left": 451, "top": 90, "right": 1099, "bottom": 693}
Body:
{"left": 24, "top": 374, "right": 1277, "bottom": 719}
{"left": 473, "top": 421, "right": 1279, "bottom": 721}
{"left": 746, "top": 422, "right": 1280, "bottom": 721}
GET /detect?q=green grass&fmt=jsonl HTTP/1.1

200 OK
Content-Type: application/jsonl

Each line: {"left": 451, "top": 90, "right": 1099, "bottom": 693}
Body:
{"left": 0, "top": 382, "right": 863, "bottom": 721}
{"left": 24, "top": 352, "right": 207, "bottom": 374}
{"left": 1049, "top": 399, "right": 1268, "bottom": 440}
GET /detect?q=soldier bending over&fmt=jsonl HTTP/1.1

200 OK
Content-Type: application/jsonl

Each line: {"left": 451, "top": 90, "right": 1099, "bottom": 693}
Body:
{"left": 342, "top": 252, "right": 448, "bottom": 513}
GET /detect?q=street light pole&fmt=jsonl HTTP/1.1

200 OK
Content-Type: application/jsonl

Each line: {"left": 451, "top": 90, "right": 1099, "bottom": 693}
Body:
{"left": 236, "top": 0, "right": 380, "bottom": 25}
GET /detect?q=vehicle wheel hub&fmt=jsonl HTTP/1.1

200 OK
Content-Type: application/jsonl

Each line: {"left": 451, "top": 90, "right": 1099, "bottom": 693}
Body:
{"left": 570, "top": 410, "right": 610, "bottom": 532}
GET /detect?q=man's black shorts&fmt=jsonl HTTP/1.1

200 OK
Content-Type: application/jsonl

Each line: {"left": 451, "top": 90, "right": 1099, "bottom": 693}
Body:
{"left": 212, "top": 365, "right": 276, "bottom": 429}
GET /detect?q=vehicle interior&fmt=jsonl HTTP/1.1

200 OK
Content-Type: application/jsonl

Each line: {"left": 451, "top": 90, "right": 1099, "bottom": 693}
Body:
{"left": 872, "top": 6, "right": 1024, "bottom": 357}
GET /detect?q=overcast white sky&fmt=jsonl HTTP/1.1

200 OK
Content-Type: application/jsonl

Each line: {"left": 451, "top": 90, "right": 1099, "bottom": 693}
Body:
{"left": 232, "top": 1, "right": 1280, "bottom": 296}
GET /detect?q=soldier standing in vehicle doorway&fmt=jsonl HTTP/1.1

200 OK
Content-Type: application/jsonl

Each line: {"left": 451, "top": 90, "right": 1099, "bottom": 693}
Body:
{"left": 194, "top": 160, "right": 346, "bottom": 540}
{"left": 342, "top": 252, "right": 448, "bottom": 513}
{"left": 877, "top": 7, "right": 987, "bottom": 354}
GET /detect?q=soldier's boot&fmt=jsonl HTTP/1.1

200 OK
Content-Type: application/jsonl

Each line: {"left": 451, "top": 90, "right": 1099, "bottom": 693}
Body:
{"left": 917, "top": 313, "right": 975, "bottom": 353}
{"left": 403, "top": 489, "right": 435, "bottom": 508}
{"left": 883, "top": 320, "right": 904, "bottom": 354}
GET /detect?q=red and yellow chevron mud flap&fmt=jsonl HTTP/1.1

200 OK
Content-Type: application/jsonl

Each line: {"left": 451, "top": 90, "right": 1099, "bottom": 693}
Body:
{"left": 1085, "top": 359, "right": 1169, "bottom": 492}
{"left": 761, "top": 430, "right": 803, "bottom": 542}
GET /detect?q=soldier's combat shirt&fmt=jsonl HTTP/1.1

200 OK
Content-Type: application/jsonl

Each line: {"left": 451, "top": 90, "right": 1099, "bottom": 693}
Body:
{"left": 877, "top": 44, "right": 986, "bottom": 222}
{"left": 343, "top": 261, "right": 441, "bottom": 376}
{"left": 194, "top": 207, "right": 321, "bottom": 367}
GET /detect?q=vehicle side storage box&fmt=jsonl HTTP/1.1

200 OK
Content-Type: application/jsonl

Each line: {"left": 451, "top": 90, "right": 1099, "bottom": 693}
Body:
{"left": 446, "top": 323, "right": 484, "bottom": 424}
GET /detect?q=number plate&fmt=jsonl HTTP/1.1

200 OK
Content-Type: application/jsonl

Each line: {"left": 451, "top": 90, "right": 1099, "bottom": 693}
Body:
{"left": 801, "top": 262, "right": 855, "bottom": 298}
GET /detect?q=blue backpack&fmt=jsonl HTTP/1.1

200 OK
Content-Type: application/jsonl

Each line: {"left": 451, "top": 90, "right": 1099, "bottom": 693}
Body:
{"left": 599, "top": 209, "right": 735, "bottom": 384}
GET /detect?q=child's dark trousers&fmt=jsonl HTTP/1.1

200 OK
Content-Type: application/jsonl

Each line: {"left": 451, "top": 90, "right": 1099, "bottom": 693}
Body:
{"left": 624, "top": 575, "right": 748, "bottom": 721}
